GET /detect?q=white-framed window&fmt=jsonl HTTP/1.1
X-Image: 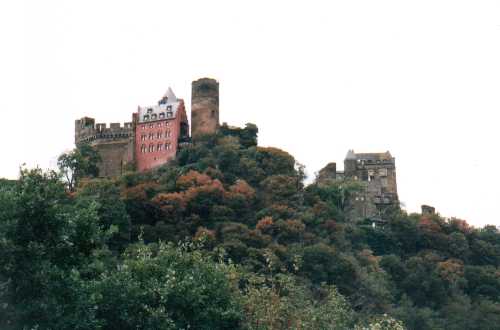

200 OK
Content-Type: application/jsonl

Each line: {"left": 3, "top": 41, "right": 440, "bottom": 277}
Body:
{"left": 141, "top": 124, "right": 146, "bottom": 130}
{"left": 157, "top": 143, "right": 163, "bottom": 151}
{"left": 166, "top": 130, "right": 171, "bottom": 138}
{"left": 141, "top": 144, "right": 146, "bottom": 153}
{"left": 148, "top": 144, "right": 154, "bottom": 152}
{"left": 157, "top": 132, "right": 162, "bottom": 139}
{"left": 165, "top": 142, "right": 171, "bottom": 150}
{"left": 141, "top": 134, "right": 146, "bottom": 141}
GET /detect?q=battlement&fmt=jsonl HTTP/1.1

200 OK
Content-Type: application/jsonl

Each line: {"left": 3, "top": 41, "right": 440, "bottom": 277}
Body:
{"left": 75, "top": 117, "right": 133, "bottom": 144}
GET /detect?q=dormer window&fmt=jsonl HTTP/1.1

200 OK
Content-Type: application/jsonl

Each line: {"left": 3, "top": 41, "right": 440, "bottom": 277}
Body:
{"left": 167, "top": 112, "right": 172, "bottom": 118}
{"left": 159, "top": 113, "right": 165, "bottom": 119}
{"left": 151, "top": 114, "right": 157, "bottom": 120}
{"left": 166, "top": 105, "right": 172, "bottom": 111}
{"left": 143, "top": 115, "right": 150, "bottom": 121}
{"left": 147, "top": 108, "right": 153, "bottom": 114}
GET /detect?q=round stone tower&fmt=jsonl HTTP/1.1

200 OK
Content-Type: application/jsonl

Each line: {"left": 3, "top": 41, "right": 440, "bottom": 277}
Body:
{"left": 191, "top": 78, "right": 219, "bottom": 139}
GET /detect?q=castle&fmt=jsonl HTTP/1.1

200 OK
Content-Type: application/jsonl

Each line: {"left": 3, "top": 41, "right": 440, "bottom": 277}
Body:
{"left": 76, "top": 77, "right": 399, "bottom": 222}
{"left": 75, "top": 78, "right": 219, "bottom": 176}
{"left": 317, "top": 150, "right": 399, "bottom": 222}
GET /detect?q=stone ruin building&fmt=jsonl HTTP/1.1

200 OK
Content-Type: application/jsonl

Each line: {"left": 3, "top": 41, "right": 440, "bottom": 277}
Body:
{"left": 317, "top": 150, "right": 399, "bottom": 222}
{"left": 75, "top": 78, "right": 219, "bottom": 177}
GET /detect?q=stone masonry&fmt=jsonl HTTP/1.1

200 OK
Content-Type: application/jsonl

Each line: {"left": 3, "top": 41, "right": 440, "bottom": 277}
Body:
{"left": 191, "top": 78, "right": 219, "bottom": 139}
{"left": 317, "top": 150, "right": 399, "bottom": 222}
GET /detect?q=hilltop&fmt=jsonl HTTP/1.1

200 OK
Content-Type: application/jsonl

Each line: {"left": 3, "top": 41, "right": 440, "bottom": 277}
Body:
{"left": 0, "top": 124, "right": 499, "bottom": 329}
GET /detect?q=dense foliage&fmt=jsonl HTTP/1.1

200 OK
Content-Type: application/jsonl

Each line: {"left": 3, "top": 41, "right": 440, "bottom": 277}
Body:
{"left": 1, "top": 124, "right": 499, "bottom": 329}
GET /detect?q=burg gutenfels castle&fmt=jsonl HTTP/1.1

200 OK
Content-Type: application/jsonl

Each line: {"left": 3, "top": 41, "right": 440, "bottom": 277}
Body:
{"left": 75, "top": 77, "right": 399, "bottom": 222}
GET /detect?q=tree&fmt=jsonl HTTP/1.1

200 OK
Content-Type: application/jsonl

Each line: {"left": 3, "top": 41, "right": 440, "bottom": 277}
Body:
{"left": 58, "top": 144, "right": 101, "bottom": 191}
{"left": 93, "top": 241, "right": 243, "bottom": 330}
{"left": 0, "top": 168, "right": 105, "bottom": 329}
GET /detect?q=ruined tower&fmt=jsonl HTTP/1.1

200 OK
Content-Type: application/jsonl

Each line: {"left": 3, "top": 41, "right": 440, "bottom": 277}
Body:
{"left": 342, "top": 150, "right": 399, "bottom": 221}
{"left": 191, "top": 78, "right": 219, "bottom": 139}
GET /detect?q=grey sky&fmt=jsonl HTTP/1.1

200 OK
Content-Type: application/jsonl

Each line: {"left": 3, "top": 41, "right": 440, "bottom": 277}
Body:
{"left": 1, "top": 0, "right": 499, "bottom": 226}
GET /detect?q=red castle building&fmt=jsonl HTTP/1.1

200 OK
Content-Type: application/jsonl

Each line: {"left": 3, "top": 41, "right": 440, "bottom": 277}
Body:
{"left": 75, "top": 78, "right": 219, "bottom": 176}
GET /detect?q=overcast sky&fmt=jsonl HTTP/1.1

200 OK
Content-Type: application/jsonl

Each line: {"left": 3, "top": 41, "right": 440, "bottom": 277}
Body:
{"left": 1, "top": 1, "right": 499, "bottom": 226}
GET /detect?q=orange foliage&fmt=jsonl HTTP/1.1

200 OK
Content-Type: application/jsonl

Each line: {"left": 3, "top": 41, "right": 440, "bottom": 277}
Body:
{"left": 418, "top": 217, "right": 442, "bottom": 233}
{"left": 437, "top": 259, "right": 464, "bottom": 283}
{"left": 184, "top": 179, "right": 225, "bottom": 201}
{"left": 229, "top": 179, "right": 256, "bottom": 199}
{"left": 448, "top": 218, "right": 472, "bottom": 234}
{"left": 256, "top": 217, "right": 274, "bottom": 234}
{"left": 152, "top": 192, "right": 187, "bottom": 215}
{"left": 283, "top": 219, "right": 305, "bottom": 234}
{"left": 121, "top": 182, "right": 160, "bottom": 201}
{"left": 176, "top": 170, "right": 212, "bottom": 190}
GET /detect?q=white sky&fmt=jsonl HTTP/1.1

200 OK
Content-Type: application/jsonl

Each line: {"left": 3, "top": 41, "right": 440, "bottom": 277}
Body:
{"left": 1, "top": 0, "right": 499, "bottom": 226}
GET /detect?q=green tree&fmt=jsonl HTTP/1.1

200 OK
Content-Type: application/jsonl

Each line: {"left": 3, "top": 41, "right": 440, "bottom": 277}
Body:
{"left": 0, "top": 168, "right": 105, "bottom": 329}
{"left": 58, "top": 144, "right": 101, "bottom": 191}
{"left": 93, "top": 241, "right": 243, "bottom": 330}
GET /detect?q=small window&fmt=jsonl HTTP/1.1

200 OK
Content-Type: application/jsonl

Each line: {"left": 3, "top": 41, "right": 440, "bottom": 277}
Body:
{"left": 141, "top": 144, "right": 146, "bottom": 153}
{"left": 147, "top": 108, "right": 153, "bottom": 114}
{"left": 166, "top": 130, "right": 171, "bottom": 138}
{"left": 141, "top": 134, "right": 146, "bottom": 141}
{"left": 151, "top": 114, "right": 157, "bottom": 120}
{"left": 165, "top": 142, "right": 171, "bottom": 150}
{"left": 149, "top": 145, "right": 154, "bottom": 152}
{"left": 141, "top": 125, "right": 146, "bottom": 130}
{"left": 143, "top": 115, "right": 150, "bottom": 121}
{"left": 167, "top": 112, "right": 172, "bottom": 118}
{"left": 159, "top": 113, "right": 165, "bottom": 119}
{"left": 167, "top": 105, "right": 172, "bottom": 111}
{"left": 149, "top": 123, "right": 154, "bottom": 128}
{"left": 157, "top": 143, "right": 163, "bottom": 151}
{"left": 157, "top": 132, "right": 162, "bottom": 139}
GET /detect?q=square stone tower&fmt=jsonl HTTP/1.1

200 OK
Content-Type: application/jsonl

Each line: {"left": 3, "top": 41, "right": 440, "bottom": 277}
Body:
{"left": 343, "top": 150, "right": 399, "bottom": 221}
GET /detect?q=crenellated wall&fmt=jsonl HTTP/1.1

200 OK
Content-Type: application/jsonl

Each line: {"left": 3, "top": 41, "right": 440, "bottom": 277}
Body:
{"left": 75, "top": 118, "right": 135, "bottom": 177}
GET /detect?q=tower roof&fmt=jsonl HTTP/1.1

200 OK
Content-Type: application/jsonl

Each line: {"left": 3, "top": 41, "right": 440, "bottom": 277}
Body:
{"left": 162, "top": 87, "right": 177, "bottom": 102}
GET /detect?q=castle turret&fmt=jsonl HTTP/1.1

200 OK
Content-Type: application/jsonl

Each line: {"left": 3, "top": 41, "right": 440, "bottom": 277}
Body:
{"left": 191, "top": 78, "right": 219, "bottom": 139}
{"left": 344, "top": 149, "right": 357, "bottom": 176}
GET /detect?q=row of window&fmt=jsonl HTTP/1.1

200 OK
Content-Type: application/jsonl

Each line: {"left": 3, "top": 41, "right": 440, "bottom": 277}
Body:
{"left": 140, "top": 143, "right": 172, "bottom": 153}
{"left": 141, "top": 122, "right": 171, "bottom": 130}
{"left": 143, "top": 112, "right": 173, "bottom": 121}
{"left": 140, "top": 131, "right": 172, "bottom": 141}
